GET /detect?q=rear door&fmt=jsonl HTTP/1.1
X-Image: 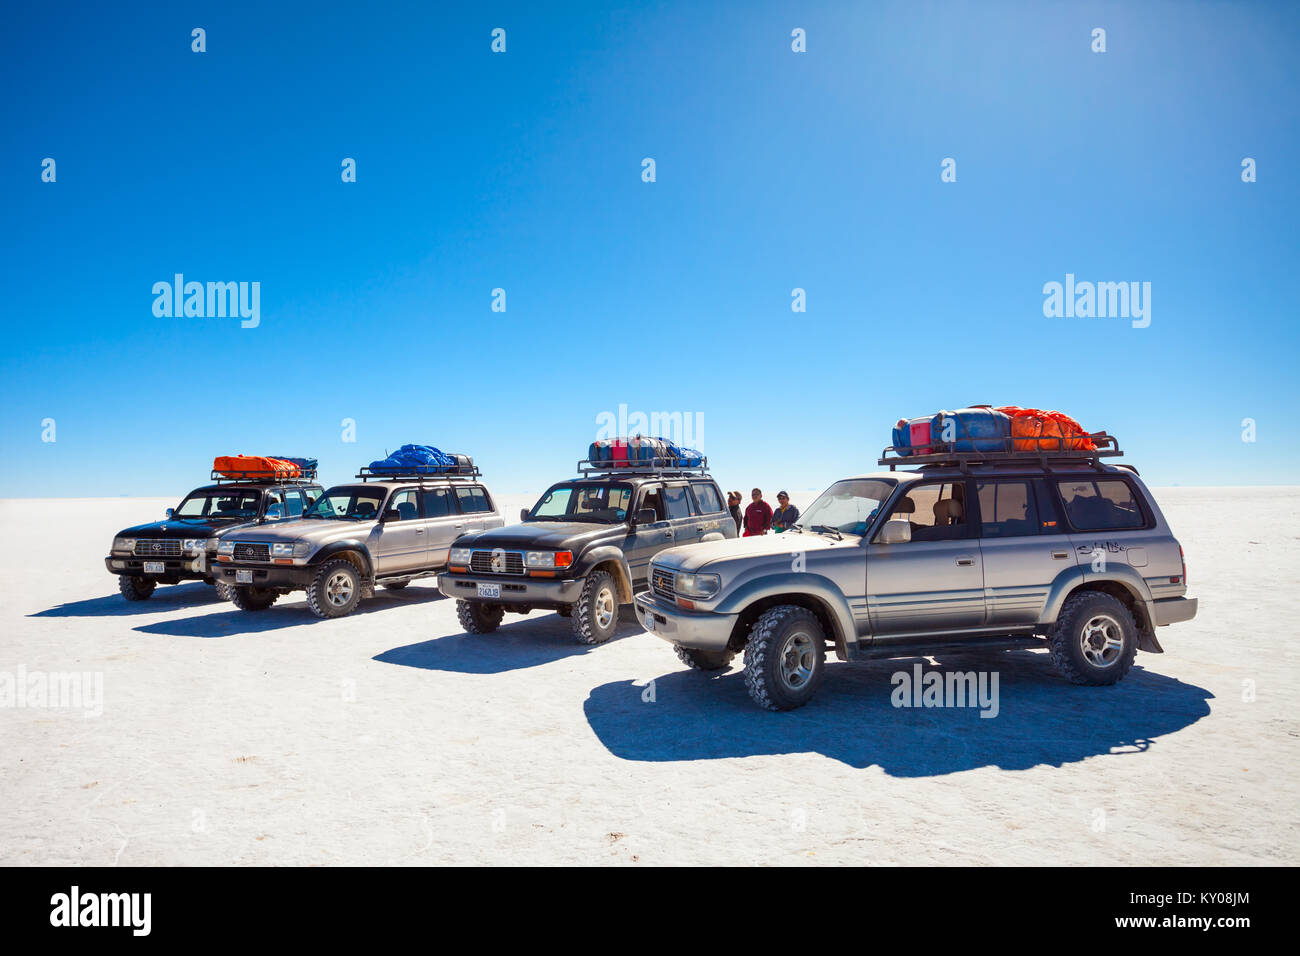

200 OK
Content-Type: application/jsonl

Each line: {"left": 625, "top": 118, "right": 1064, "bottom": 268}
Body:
{"left": 1054, "top": 474, "right": 1159, "bottom": 586}
{"left": 688, "top": 481, "right": 732, "bottom": 540}
{"left": 420, "top": 486, "right": 461, "bottom": 569}
{"left": 975, "top": 478, "right": 1077, "bottom": 626}
{"left": 453, "top": 484, "right": 495, "bottom": 536}
{"left": 625, "top": 483, "right": 672, "bottom": 585}
{"left": 865, "top": 480, "right": 986, "bottom": 635}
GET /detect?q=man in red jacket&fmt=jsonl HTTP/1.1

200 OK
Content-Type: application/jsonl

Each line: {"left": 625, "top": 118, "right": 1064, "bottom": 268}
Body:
{"left": 743, "top": 488, "right": 772, "bottom": 537}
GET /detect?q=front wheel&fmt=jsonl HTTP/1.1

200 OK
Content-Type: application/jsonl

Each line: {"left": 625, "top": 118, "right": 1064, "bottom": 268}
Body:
{"left": 743, "top": 605, "right": 826, "bottom": 711}
{"left": 572, "top": 570, "right": 619, "bottom": 645}
{"left": 118, "top": 575, "right": 156, "bottom": 601}
{"left": 457, "top": 599, "right": 504, "bottom": 634}
{"left": 306, "top": 559, "right": 362, "bottom": 619}
{"left": 230, "top": 585, "right": 278, "bottom": 611}
{"left": 1048, "top": 591, "right": 1137, "bottom": 685}
{"left": 213, "top": 582, "right": 233, "bottom": 602}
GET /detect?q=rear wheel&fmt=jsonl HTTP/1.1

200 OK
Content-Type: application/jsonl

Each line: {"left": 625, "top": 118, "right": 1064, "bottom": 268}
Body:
{"left": 230, "top": 585, "right": 278, "bottom": 611}
{"left": 674, "top": 645, "right": 735, "bottom": 671}
{"left": 306, "top": 559, "right": 362, "bottom": 619}
{"left": 214, "top": 582, "right": 233, "bottom": 601}
{"left": 573, "top": 570, "right": 619, "bottom": 645}
{"left": 743, "top": 605, "right": 826, "bottom": 711}
{"left": 457, "top": 599, "right": 504, "bottom": 633}
{"left": 118, "top": 575, "right": 156, "bottom": 601}
{"left": 1049, "top": 591, "right": 1137, "bottom": 685}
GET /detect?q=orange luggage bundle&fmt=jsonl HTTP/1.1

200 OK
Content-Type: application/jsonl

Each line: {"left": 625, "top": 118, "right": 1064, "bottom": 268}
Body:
{"left": 213, "top": 455, "right": 301, "bottom": 479}
{"left": 995, "top": 407, "right": 1095, "bottom": 451}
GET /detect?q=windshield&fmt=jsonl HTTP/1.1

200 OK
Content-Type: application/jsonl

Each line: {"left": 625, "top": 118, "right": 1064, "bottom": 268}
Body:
{"left": 528, "top": 483, "right": 634, "bottom": 523}
{"left": 794, "top": 479, "right": 895, "bottom": 537}
{"left": 174, "top": 490, "right": 262, "bottom": 519}
{"left": 304, "top": 486, "right": 386, "bottom": 521}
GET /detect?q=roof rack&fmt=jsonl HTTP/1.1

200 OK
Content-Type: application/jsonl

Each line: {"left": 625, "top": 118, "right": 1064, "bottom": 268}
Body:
{"left": 355, "top": 465, "right": 481, "bottom": 482}
{"left": 576, "top": 455, "right": 710, "bottom": 478}
{"left": 878, "top": 433, "right": 1122, "bottom": 474}
{"left": 210, "top": 467, "right": 318, "bottom": 484}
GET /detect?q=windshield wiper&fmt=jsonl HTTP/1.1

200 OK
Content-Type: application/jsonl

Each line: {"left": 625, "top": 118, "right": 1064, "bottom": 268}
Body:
{"left": 811, "top": 525, "right": 843, "bottom": 540}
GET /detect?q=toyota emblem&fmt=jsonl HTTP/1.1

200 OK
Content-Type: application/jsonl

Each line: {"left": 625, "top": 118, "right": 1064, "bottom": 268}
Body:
{"left": 152, "top": 542, "right": 163, "bottom": 553}
{"left": 490, "top": 549, "right": 505, "bottom": 573}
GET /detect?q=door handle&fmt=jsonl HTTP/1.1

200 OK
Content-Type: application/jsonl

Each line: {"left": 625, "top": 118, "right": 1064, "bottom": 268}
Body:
{"left": 416, "top": 528, "right": 425, "bottom": 535}
{"left": 454, "top": 523, "right": 464, "bottom": 529}
{"left": 664, "top": 530, "right": 673, "bottom": 538}
{"left": 1052, "top": 550, "right": 1069, "bottom": 559}
{"left": 956, "top": 556, "right": 974, "bottom": 566}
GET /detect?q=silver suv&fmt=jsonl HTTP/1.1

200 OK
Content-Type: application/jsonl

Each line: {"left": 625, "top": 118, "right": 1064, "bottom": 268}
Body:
{"left": 636, "top": 438, "right": 1197, "bottom": 710}
{"left": 212, "top": 466, "right": 503, "bottom": 618}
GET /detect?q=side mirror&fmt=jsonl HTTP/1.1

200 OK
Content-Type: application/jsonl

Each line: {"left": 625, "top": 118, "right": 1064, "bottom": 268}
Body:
{"left": 634, "top": 508, "right": 657, "bottom": 526}
{"left": 382, "top": 509, "right": 402, "bottom": 522}
{"left": 520, "top": 508, "right": 531, "bottom": 521}
{"left": 164, "top": 507, "right": 174, "bottom": 518}
{"left": 265, "top": 504, "right": 284, "bottom": 520}
{"left": 877, "top": 518, "right": 911, "bottom": 545}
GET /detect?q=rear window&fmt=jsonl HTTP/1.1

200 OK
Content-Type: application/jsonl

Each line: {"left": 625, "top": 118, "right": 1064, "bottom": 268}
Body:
{"left": 690, "top": 483, "right": 725, "bottom": 514}
{"left": 1056, "top": 479, "right": 1145, "bottom": 531}
{"left": 455, "top": 485, "right": 493, "bottom": 514}
{"left": 977, "top": 481, "right": 1039, "bottom": 537}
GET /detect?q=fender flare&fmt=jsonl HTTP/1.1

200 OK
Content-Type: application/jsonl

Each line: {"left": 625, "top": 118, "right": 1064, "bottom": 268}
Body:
{"left": 715, "top": 573, "right": 857, "bottom": 655}
{"left": 310, "top": 541, "right": 374, "bottom": 578}
{"left": 1040, "top": 563, "right": 1156, "bottom": 631}
{"left": 573, "top": 545, "right": 634, "bottom": 603}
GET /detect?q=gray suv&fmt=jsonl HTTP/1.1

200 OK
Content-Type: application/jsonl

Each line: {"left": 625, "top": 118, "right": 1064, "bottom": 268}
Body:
{"left": 213, "top": 463, "right": 503, "bottom": 618}
{"left": 636, "top": 437, "right": 1197, "bottom": 710}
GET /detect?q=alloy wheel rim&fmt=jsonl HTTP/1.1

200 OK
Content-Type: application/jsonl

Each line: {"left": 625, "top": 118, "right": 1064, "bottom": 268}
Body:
{"left": 595, "top": 587, "right": 615, "bottom": 630}
{"left": 1080, "top": 614, "right": 1123, "bottom": 667}
{"left": 779, "top": 630, "right": 816, "bottom": 690}
{"left": 326, "top": 572, "right": 354, "bottom": 607}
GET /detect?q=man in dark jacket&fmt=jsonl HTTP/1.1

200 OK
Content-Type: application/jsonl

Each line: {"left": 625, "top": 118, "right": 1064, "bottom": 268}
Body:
{"left": 771, "top": 491, "right": 799, "bottom": 533}
{"left": 743, "top": 488, "right": 772, "bottom": 537}
{"left": 727, "top": 491, "right": 743, "bottom": 534}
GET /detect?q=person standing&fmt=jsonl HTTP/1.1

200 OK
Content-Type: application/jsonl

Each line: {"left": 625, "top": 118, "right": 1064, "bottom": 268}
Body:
{"left": 771, "top": 491, "right": 799, "bottom": 533}
{"left": 727, "top": 491, "right": 743, "bottom": 534}
{"left": 743, "top": 488, "right": 772, "bottom": 537}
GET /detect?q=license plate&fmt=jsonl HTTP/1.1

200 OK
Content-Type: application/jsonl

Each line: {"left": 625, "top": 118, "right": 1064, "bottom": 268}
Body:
{"left": 143, "top": 561, "right": 165, "bottom": 575}
{"left": 235, "top": 570, "right": 254, "bottom": 584}
{"left": 643, "top": 611, "right": 655, "bottom": 631}
{"left": 477, "top": 583, "right": 501, "bottom": 599}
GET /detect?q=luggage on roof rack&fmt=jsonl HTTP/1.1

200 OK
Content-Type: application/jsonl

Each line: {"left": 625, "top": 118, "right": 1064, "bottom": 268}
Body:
{"left": 358, "top": 445, "right": 479, "bottom": 480}
{"left": 588, "top": 436, "right": 705, "bottom": 471}
{"left": 878, "top": 432, "right": 1121, "bottom": 471}
{"left": 212, "top": 455, "right": 317, "bottom": 482}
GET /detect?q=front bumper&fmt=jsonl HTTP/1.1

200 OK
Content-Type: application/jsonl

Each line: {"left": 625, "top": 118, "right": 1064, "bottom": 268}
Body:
{"left": 437, "top": 572, "right": 585, "bottom": 606}
{"left": 1153, "top": 596, "right": 1198, "bottom": 626}
{"left": 211, "top": 561, "right": 315, "bottom": 589}
{"left": 634, "top": 592, "right": 738, "bottom": 651}
{"left": 105, "top": 555, "right": 211, "bottom": 580}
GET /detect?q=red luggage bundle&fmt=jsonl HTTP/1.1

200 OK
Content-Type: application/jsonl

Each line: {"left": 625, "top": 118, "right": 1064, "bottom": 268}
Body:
{"left": 995, "top": 407, "right": 1095, "bottom": 451}
{"left": 213, "top": 455, "right": 301, "bottom": 479}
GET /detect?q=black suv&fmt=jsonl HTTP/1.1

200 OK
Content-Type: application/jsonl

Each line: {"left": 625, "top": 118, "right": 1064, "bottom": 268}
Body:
{"left": 105, "top": 470, "right": 324, "bottom": 602}
{"left": 438, "top": 454, "right": 735, "bottom": 643}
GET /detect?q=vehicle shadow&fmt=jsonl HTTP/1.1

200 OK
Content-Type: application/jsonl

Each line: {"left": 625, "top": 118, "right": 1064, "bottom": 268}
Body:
{"left": 130, "top": 584, "right": 448, "bottom": 638}
{"left": 583, "top": 649, "right": 1214, "bottom": 775}
{"left": 374, "top": 608, "right": 644, "bottom": 675}
{"left": 30, "top": 582, "right": 226, "bottom": 617}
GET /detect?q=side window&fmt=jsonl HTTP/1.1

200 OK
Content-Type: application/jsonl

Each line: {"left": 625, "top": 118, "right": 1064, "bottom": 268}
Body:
{"left": 639, "top": 485, "right": 665, "bottom": 521}
{"left": 284, "top": 490, "right": 305, "bottom": 518}
{"left": 421, "top": 487, "right": 453, "bottom": 518}
{"left": 455, "top": 485, "right": 491, "bottom": 514}
{"left": 1032, "top": 480, "right": 1065, "bottom": 534}
{"left": 1056, "top": 479, "right": 1145, "bottom": 531}
{"left": 976, "top": 481, "right": 1038, "bottom": 538}
{"left": 303, "top": 487, "right": 321, "bottom": 509}
{"left": 264, "top": 491, "right": 285, "bottom": 519}
{"left": 387, "top": 490, "right": 419, "bottom": 521}
{"left": 663, "top": 485, "right": 692, "bottom": 520}
{"left": 885, "top": 482, "right": 969, "bottom": 541}
{"left": 690, "top": 483, "right": 724, "bottom": 514}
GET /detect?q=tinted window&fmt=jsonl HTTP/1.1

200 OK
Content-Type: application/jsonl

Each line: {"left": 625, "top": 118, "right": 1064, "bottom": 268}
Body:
{"left": 388, "top": 490, "right": 419, "bottom": 521}
{"left": 1056, "top": 479, "right": 1145, "bottom": 531}
{"left": 639, "top": 485, "right": 665, "bottom": 521}
{"left": 455, "top": 485, "right": 492, "bottom": 514}
{"left": 977, "top": 481, "right": 1038, "bottom": 537}
{"left": 421, "top": 487, "right": 454, "bottom": 518}
{"left": 284, "top": 490, "right": 305, "bottom": 518}
{"left": 175, "top": 491, "right": 260, "bottom": 518}
{"left": 691, "top": 483, "right": 724, "bottom": 514}
{"left": 663, "top": 485, "right": 692, "bottom": 520}
{"left": 1032, "top": 479, "right": 1065, "bottom": 534}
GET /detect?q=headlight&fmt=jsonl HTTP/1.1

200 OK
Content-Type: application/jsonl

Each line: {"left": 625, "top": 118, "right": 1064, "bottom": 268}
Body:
{"left": 182, "top": 538, "right": 204, "bottom": 554}
{"left": 217, "top": 540, "right": 236, "bottom": 554}
{"left": 271, "top": 542, "right": 296, "bottom": 557}
{"left": 450, "top": 547, "right": 472, "bottom": 565}
{"left": 293, "top": 541, "right": 312, "bottom": 558}
{"left": 675, "top": 572, "right": 721, "bottom": 599}
{"left": 205, "top": 538, "right": 219, "bottom": 552}
{"left": 113, "top": 537, "right": 135, "bottom": 552}
{"left": 525, "top": 550, "right": 574, "bottom": 569}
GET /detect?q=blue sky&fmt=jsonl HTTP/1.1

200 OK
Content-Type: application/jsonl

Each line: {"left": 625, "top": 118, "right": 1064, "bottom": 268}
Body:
{"left": 2, "top": 0, "right": 1297, "bottom": 499}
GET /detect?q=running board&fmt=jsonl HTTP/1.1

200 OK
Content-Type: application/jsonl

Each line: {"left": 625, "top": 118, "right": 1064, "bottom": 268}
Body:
{"left": 845, "top": 634, "right": 1047, "bottom": 662}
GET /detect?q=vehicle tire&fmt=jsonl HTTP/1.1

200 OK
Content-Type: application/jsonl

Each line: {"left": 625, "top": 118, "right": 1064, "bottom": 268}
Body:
{"left": 306, "top": 559, "right": 362, "bottom": 619}
{"left": 555, "top": 604, "right": 572, "bottom": 618}
{"left": 457, "top": 599, "right": 504, "bottom": 633}
{"left": 214, "top": 582, "right": 233, "bottom": 602}
{"left": 383, "top": 580, "right": 410, "bottom": 590}
{"left": 572, "top": 570, "right": 619, "bottom": 645}
{"left": 674, "top": 645, "right": 735, "bottom": 672}
{"left": 118, "top": 575, "right": 156, "bottom": 601}
{"left": 743, "top": 605, "right": 826, "bottom": 711}
{"left": 230, "top": 585, "right": 278, "bottom": 612}
{"left": 1048, "top": 591, "right": 1137, "bottom": 685}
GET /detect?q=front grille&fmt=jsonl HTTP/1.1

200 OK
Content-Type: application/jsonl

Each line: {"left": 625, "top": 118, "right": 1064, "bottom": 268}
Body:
{"left": 134, "top": 539, "right": 182, "bottom": 557}
{"left": 233, "top": 543, "right": 271, "bottom": 562}
{"left": 651, "top": 566, "right": 676, "bottom": 601}
{"left": 470, "top": 550, "right": 525, "bottom": 575}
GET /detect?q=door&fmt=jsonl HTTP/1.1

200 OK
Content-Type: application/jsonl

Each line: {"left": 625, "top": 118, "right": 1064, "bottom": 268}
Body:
{"left": 1053, "top": 475, "right": 1155, "bottom": 583}
{"left": 421, "top": 486, "right": 461, "bottom": 569}
{"left": 976, "top": 479, "right": 1076, "bottom": 626}
{"left": 374, "top": 489, "right": 426, "bottom": 573}
{"left": 662, "top": 483, "right": 699, "bottom": 547}
{"left": 866, "top": 480, "right": 986, "bottom": 635}
{"left": 688, "top": 482, "right": 731, "bottom": 540}
{"left": 625, "top": 483, "right": 673, "bottom": 585}
{"left": 453, "top": 485, "right": 494, "bottom": 536}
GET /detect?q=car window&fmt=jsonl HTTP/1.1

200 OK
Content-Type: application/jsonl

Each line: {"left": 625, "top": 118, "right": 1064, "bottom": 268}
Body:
{"left": 175, "top": 491, "right": 260, "bottom": 518}
{"left": 455, "top": 485, "right": 492, "bottom": 514}
{"left": 421, "top": 487, "right": 454, "bottom": 518}
{"left": 690, "top": 483, "right": 724, "bottom": 514}
{"left": 977, "top": 481, "right": 1039, "bottom": 537}
{"left": 638, "top": 485, "right": 665, "bottom": 521}
{"left": 284, "top": 490, "right": 305, "bottom": 518}
{"left": 388, "top": 490, "right": 419, "bottom": 521}
{"left": 264, "top": 491, "right": 285, "bottom": 518}
{"left": 885, "top": 481, "right": 969, "bottom": 541}
{"left": 1056, "top": 479, "right": 1145, "bottom": 531}
{"left": 663, "top": 485, "right": 692, "bottom": 520}
{"left": 304, "top": 487, "right": 385, "bottom": 520}
{"left": 1032, "top": 479, "right": 1066, "bottom": 534}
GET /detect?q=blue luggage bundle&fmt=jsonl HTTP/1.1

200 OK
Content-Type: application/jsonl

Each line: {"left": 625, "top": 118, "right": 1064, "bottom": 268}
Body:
{"left": 587, "top": 436, "right": 704, "bottom": 468}
{"left": 368, "top": 444, "right": 459, "bottom": 474}
{"left": 891, "top": 406, "right": 1013, "bottom": 456}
